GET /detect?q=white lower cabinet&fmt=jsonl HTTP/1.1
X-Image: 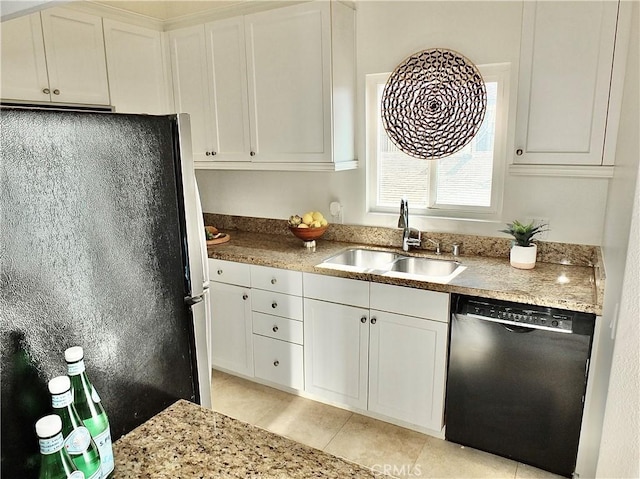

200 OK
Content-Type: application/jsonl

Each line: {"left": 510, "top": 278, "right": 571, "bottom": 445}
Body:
{"left": 368, "top": 310, "right": 448, "bottom": 431}
{"left": 209, "top": 260, "right": 254, "bottom": 377}
{"left": 250, "top": 265, "right": 304, "bottom": 390}
{"left": 303, "top": 273, "right": 450, "bottom": 432}
{"left": 303, "top": 299, "right": 369, "bottom": 409}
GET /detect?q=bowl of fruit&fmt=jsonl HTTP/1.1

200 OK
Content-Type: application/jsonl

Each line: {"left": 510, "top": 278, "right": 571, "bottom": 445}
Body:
{"left": 288, "top": 211, "right": 328, "bottom": 243}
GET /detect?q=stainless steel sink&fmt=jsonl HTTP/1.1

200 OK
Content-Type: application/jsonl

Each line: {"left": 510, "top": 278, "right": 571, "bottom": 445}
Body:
{"left": 316, "top": 248, "right": 466, "bottom": 283}
{"left": 388, "top": 256, "right": 461, "bottom": 276}
{"left": 318, "top": 248, "right": 399, "bottom": 272}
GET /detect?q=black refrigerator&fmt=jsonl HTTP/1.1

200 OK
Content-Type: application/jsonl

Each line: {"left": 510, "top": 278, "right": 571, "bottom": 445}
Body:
{"left": 0, "top": 107, "right": 212, "bottom": 477}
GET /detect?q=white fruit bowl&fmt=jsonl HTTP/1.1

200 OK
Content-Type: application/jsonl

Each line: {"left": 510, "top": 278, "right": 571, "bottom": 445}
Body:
{"left": 289, "top": 225, "right": 328, "bottom": 242}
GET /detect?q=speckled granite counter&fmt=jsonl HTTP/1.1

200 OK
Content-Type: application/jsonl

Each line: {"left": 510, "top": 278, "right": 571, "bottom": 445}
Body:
{"left": 205, "top": 217, "right": 603, "bottom": 314}
{"left": 113, "top": 400, "right": 382, "bottom": 478}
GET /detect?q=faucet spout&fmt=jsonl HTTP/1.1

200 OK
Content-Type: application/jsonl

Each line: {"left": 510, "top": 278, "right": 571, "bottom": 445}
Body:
{"left": 398, "top": 198, "right": 421, "bottom": 252}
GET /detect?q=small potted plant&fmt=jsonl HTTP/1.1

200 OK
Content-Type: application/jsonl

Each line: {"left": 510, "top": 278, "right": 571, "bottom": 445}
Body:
{"left": 500, "top": 220, "right": 548, "bottom": 269}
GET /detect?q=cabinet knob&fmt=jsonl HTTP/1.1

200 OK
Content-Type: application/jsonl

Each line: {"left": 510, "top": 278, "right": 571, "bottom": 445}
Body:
{"left": 53, "top": 89, "right": 60, "bottom": 95}
{"left": 206, "top": 151, "right": 217, "bottom": 156}
{"left": 271, "top": 301, "right": 278, "bottom": 309}
{"left": 205, "top": 151, "right": 211, "bottom": 156}
{"left": 242, "top": 294, "right": 248, "bottom": 300}
{"left": 360, "top": 316, "right": 367, "bottom": 323}
{"left": 371, "top": 317, "right": 377, "bottom": 325}
{"left": 272, "top": 325, "right": 278, "bottom": 332}
{"left": 211, "top": 151, "right": 217, "bottom": 156}
{"left": 273, "top": 360, "right": 279, "bottom": 367}
{"left": 217, "top": 269, "right": 223, "bottom": 275}
{"left": 271, "top": 278, "right": 277, "bottom": 284}
{"left": 42, "top": 88, "right": 50, "bottom": 95}
{"left": 250, "top": 151, "right": 256, "bottom": 157}
{"left": 516, "top": 148, "right": 523, "bottom": 156}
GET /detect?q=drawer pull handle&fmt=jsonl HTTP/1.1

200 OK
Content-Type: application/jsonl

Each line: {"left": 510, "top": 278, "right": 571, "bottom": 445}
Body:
{"left": 273, "top": 360, "right": 279, "bottom": 367}
{"left": 371, "top": 317, "right": 377, "bottom": 325}
{"left": 242, "top": 294, "right": 248, "bottom": 300}
{"left": 360, "top": 316, "right": 367, "bottom": 323}
{"left": 272, "top": 301, "right": 277, "bottom": 309}
{"left": 217, "top": 269, "right": 223, "bottom": 275}
{"left": 516, "top": 148, "right": 523, "bottom": 156}
{"left": 271, "top": 278, "right": 277, "bottom": 284}
{"left": 272, "top": 326, "right": 278, "bottom": 332}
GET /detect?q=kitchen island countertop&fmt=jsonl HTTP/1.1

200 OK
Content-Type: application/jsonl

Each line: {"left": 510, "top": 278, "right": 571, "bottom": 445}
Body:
{"left": 206, "top": 229, "right": 602, "bottom": 314}
{"left": 113, "top": 399, "right": 381, "bottom": 478}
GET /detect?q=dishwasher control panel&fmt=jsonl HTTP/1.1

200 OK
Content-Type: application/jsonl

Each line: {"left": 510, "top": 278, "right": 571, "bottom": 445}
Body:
{"left": 460, "top": 298, "right": 574, "bottom": 332}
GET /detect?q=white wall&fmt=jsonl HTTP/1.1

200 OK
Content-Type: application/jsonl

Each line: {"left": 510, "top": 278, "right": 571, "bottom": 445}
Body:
{"left": 196, "top": 1, "right": 612, "bottom": 245}
{"left": 595, "top": 2, "right": 640, "bottom": 477}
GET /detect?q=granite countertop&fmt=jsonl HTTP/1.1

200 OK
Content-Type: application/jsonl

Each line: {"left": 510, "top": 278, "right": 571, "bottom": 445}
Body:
{"left": 113, "top": 399, "right": 383, "bottom": 478}
{"left": 206, "top": 226, "right": 602, "bottom": 315}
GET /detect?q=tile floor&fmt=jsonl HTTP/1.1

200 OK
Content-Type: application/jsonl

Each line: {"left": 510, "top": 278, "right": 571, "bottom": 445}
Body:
{"left": 212, "top": 370, "right": 564, "bottom": 479}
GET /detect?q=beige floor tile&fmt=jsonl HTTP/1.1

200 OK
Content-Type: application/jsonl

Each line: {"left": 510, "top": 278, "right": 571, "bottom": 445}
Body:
{"left": 515, "top": 463, "right": 565, "bottom": 479}
{"left": 212, "top": 368, "right": 234, "bottom": 384}
{"left": 256, "top": 395, "right": 353, "bottom": 450}
{"left": 411, "top": 437, "right": 517, "bottom": 479}
{"left": 324, "top": 413, "right": 428, "bottom": 476}
{"left": 212, "top": 373, "right": 293, "bottom": 425}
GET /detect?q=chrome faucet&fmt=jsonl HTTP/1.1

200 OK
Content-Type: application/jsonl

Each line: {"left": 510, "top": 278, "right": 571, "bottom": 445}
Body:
{"left": 398, "top": 198, "right": 421, "bottom": 252}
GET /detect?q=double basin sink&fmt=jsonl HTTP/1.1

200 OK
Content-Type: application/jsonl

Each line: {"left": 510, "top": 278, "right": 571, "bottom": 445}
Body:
{"left": 316, "top": 248, "right": 466, "bottom": 284}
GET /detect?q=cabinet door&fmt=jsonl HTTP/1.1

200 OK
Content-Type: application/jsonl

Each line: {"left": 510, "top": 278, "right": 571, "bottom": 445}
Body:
{"left": 103, "top": 19, "right": 169, "bottom": 114}
{"left": 0, "top": 13, "right": 50, "bottom": 102}
{"left": 514, "top": 1, "right": 618, "bottom": 165}
{"left": 245, "top": 2, "right": 331, "bottom": 163}
{"left": 168, "top": 25, "right": 215, "bottom": 162}
{"left": 368, "top": 311, "right": 448, "bottom": 431}
{"left": 40, "top": 8, "right": 110, "bottom": 105}
{"left": 210, "top": 281, "right": 254, "bottom": 377}
{"left": 205, "top": 18, "right": 252, "bottom": 162}
{"left": 303, "top": 298, "right": 369, "bottom": 409}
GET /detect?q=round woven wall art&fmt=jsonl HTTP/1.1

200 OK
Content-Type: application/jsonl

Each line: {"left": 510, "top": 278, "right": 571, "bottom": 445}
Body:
{"left": 381, "top": 48, "right": 487, "bottom": 160}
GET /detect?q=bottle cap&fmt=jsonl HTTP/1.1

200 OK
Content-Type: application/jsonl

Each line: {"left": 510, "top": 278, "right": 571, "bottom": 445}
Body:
{"left": 65, "top": 346, "right": 84, "bottom": 363}
{"left": 35, "top": 414, "right": 62, "bottom": 438}
{"left": 48, "top": 375, "right": 71, "bottom": 395}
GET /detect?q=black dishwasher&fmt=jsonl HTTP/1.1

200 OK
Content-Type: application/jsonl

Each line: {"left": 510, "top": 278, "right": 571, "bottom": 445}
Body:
{"left": 445, "top": 295, "right": 595, "bottom": 478}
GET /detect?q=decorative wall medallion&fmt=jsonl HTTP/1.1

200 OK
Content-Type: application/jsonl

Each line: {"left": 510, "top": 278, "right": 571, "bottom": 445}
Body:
{"left": 381, "top": 48, "right": 487, "bottom": 160}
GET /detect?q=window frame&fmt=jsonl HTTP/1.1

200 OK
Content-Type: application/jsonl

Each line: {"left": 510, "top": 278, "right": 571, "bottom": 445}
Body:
{"left": 366, "top": 63, "right": 511, "bottom": 220}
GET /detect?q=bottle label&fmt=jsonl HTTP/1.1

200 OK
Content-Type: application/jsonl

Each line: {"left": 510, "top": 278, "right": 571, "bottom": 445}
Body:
{"left": 69, "top": 472, "right": 85, "bottom": 479}
{"left": 94, "top": 428, "right": 114, "bottom": 475}
{"left": 39, "top": 432, "right": 64, "bottom": 455}
{"left": 67, "top": 360, "right": 86, "bottom": 376}
{"left": 91, "top": 386, "right": 101, "bottom": 404}
{"left": 64, "top": 426, "right": 92, "bottom": 455}
{"left": 52, "top": 389, "right": 73, "bottom": 408}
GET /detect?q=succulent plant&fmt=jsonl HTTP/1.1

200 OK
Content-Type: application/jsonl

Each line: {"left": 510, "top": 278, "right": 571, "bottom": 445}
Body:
{"left": 500, "top": 220, "right": 548, "bottom": 247}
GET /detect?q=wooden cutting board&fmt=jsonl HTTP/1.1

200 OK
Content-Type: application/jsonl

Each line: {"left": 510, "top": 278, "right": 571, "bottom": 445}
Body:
{"left": 206, "top": 233, "right": 230, "bottom": 246}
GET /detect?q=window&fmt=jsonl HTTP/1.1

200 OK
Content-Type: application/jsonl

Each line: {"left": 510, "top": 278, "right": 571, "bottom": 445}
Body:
{"left": 366, "top": 64, "right": 510, "bottom": 218}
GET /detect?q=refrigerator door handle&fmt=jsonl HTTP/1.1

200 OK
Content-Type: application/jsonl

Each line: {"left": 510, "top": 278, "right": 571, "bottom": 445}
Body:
{"left": 184, "top": 295, "right": 204, "bottom": 306}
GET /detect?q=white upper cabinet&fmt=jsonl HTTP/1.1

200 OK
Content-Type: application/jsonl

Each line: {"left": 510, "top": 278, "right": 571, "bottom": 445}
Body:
{"left": 2, "top": 8, "right": 110, "bottom": 105}
{"left": 103, "top": 19, "right": 170, "bottom": 114}
{"left": 0, "top": 13, "right": 50, "bottom": 102}
{"left": 514, "top": 0, "right": 620, "bottom": 166}
{"left": 205, "top": 17, "right": 252, "bottom": 163}
{"left": 168, "top": 25, "right": 215, "bottom": 160}
{"left": 168, "top": 1, "right": 357, "bottom": 171}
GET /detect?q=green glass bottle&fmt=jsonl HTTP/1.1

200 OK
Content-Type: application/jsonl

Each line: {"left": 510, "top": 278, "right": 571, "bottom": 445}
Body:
{"left": 65, "top": 347, "right": 114, "bottom": 478}
{"left": 35, "top": 414, "right": 85, "bottom": 479}
{"left": 48, "top": 376, "right": 102, "bottom": 479}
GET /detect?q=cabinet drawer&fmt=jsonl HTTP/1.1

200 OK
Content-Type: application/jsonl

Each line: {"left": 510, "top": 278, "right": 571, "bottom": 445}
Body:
{"left": 370, "top": 282, "right": 449, "bottom": 322}
{"left": 209, "top": 259, "right": 251, "bottom": 287}
{"left": 250, "top": 265, "right": 303, "bottom": 295}
{"left": 303, "top": 273, "right": 369, "bottom": 308}
{"left": 253, "top": 334, "right": 304, "bottom": 390}
{"left": 253, "top": 312, "right": 303, "bottom": 345}
{"left": 251, "top": 289, "right": 303, "bottom": 320}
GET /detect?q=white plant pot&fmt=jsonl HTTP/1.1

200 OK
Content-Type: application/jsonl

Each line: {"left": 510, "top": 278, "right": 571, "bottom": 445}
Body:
{"left": 510, "top": 244, "right": 537, "bottom": 269}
